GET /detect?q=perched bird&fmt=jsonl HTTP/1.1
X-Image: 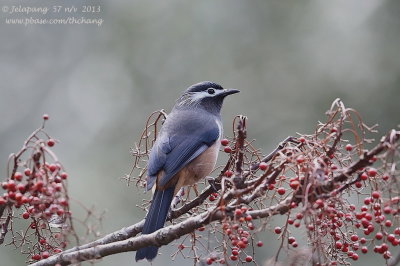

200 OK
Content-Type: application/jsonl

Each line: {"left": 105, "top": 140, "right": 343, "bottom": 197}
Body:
{"left": 135, "top": 81, "right": 239, "bottom": 261}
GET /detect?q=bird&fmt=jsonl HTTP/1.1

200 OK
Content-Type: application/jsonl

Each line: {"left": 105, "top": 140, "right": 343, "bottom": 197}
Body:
{"left": 135, "top": 81, "right": 239, "bottom": 261}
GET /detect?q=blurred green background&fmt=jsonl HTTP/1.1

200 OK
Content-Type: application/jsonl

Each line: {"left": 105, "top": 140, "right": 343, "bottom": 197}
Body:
{"left": 1, "top": 0, "right": 399, "bottom": 265}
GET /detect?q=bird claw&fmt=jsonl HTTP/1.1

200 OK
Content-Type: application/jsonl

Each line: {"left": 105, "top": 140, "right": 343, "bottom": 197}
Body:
{"left": 205, "top": 176, "right": 218, "bottom": 192}
{"left": 170, "top": 187, "right": 185, "bottom": 210}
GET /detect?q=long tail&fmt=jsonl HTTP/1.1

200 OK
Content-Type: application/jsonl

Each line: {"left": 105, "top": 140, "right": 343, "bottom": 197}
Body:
{"left": 135, "top": 186, "right": 175, "bottom": 261}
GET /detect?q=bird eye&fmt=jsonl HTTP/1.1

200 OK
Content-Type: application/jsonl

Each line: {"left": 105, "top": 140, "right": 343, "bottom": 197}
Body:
{"left": 207, "top": 88, "right": 215, "bottom": 95}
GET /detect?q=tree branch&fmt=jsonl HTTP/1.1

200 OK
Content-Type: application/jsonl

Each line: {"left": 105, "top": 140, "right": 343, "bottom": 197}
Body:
{"left": 29, "top": 128, "right": 400, "bottom": 266}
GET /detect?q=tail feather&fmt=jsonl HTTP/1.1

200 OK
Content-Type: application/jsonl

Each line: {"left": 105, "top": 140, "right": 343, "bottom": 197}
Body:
{"left": 135, "top": 186, "right": 175, "bottom": 261}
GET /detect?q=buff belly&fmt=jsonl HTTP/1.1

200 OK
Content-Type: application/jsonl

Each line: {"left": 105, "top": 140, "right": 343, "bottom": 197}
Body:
{"left": 157, "top": 141, "right": 220, "bottom": 195}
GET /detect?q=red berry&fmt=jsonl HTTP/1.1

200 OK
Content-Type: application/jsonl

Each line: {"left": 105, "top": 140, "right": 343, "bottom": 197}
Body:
{"left": 234, "top": 208, "right": 242, "bottom": 216}
{"left": 8, "top": 191, "right": 15, "bottom": 199}
{"left": 296, "top": 213, "right": 303, "bottom": 220}
{"left": 41, "top": 251, "right": 50, "bottom": 259}
{"left": 367, "top": 168, "right": 377, "bottom": 177}
{"left": 206, "top": 258, "right": 213, "bottom": 265}
{"left": 361, "top": 246, "right": 368, "bottom": 253}
{"left": 352, "top": 253, "right": 359, "bottom": 260}
{"left": 290, "top": 180, "right": 300, "bottom": 190}
{"left": 24, "top": 168, "right": 31, "bottom": 176}
{"left": 274, "top": 227, "right": 282, "bottom": 234}
{"left": 59, "top": 198, "right": 68, "bottom": 206}
{"left": 335, "top": 241, "right": 343, "bottom": 249}
{"left": 360, "top": 172, "right": 368, "bottom": 181}
{"left": 288, "top": 236, "right": 296, "bottom": 244}
{"left": 350, "top": 235, "right": 359, "bottom": 241}
{"left": 52, "top": 249, "right": 61, "bottom": 254}
{"left": 224, "top": 146, "right": 232, "bottom": 153}
{"left": 375, "top": 232, "right": 383, "bottom": 240}
{"left": 383, "top": 206, "right": 392, "bottom": 214}
{"left": 13, "top": 172, "right": 23, "bottom": 181}
{"left": 257, "top": 241, "right": 263, "bottom": 247}
{"left": 259, "top": 162, "right": 268, "bottom": 171}
{"left": 17, "top": 184, "right": 25, "bottom": 193}
{"left": 198, "top": 226, "right": 205, "bottom": 231}
{"left": 247, "top": 223, "right": 255, "bottom": 230}
{"left": 49, "top": 164, "right": 57, "bottom": 172}
{"left": 387, "top": 234, "right": 395, "bottom": 243}
{"left": 315, "top": 199, "right": 324, "bottom": 208}
{"left": 355, "top": 182, "right": 362, "bottom": 188}
{"left": 371, "top": 191, "right": 380, "bottom": 199}
{"left": 224, "top": 170, "right": 233, "bottom": 177}
{"left": 230, "top": 255, "right": 237, "bottom": 261}
{"left": 383, "top": 251, "right": 391, "bottom": 259}
{"left": 385, "top": 220, "right": 392, "bottom": 227}
{"left": 299, "top": 137, "right": 306, "bottom": 143}
{"left": 220, "top": 139, "right": 229, "bottom": 146}
{"left": 15, "top": 192, "right": 22, "bottom": 201}
{"left": 47, "top": 139, "right": 55, "bottom": 147}
{"left": 237, "top": 240, "right": 246, "bottom": 249}
{"left": 32, "top": 254, "right": 41, "bottom": 260}
{"left": 296, "top": 155, "right": 305, "bottom": 163}
{"left": 292, "top": 242, "right": 298, "bottom": 248}
{"left": 277, "top": 187, "right": 286, "bottom": 195}
{"left": 245, "top": 215, "right": 252, "bottom": 221}
{"left": 345, "top": 144, "right": 353, "bottom": 151}
{"left": 43, "top": 114, "right": 49, "bottom": 120}
{"left": 364, "top": 197, "right": 371, "bottom": 205}
{"left": 39, "top": 239, "right": 46, "bottom": 245}
{"left": 245, "top": 256, "right": 252, "bottom": 262}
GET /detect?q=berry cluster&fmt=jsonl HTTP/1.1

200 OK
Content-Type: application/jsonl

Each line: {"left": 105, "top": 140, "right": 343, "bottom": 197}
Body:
{"left": 1, "top": 166, "right": 69, "bottom": 221}
{"left": 212, "top": 104, "right": 398, "bottom": 265}
{"left": 0, "top": 114, "right": 72, "bottom": 263}
{"left": 270, "top": 140, "right": 398, "bottom": 265}
{"left": 202, "top": 206, "right": 261, "bottom": 264}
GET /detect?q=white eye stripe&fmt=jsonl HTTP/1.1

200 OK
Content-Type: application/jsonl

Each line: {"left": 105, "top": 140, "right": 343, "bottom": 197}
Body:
{"left": 177, "top": 89, "right": 225, "bottom": 107}
{"left": 190, "top": 89, "right": 224, "bottom": 101}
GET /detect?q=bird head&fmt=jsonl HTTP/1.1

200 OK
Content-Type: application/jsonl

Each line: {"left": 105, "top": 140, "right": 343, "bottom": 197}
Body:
{"left": 176, "top": 81, "right": 239, "bottom": 114}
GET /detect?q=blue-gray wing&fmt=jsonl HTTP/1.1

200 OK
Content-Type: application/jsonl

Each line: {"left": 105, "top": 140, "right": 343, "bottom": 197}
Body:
{"left": 146, "top": 126, "right": 220, "bottom": 190}
{"left": 146, "top": 135, "right": 171, "bottom": 190}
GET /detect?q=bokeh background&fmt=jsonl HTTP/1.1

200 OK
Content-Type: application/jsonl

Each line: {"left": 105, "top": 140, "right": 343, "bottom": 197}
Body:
{"left": 1, "top": 0, "right": 399, "bottom": 265}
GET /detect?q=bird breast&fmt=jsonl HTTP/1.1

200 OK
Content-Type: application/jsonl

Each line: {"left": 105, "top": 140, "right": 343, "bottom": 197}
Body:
{"left": 182, "top": 140, "right": 221, "bottom": 186}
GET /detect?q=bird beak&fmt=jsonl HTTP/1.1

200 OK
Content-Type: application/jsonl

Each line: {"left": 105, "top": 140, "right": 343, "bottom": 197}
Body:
{"left": 221, "top": 88, "right": 240, "bottom": 97}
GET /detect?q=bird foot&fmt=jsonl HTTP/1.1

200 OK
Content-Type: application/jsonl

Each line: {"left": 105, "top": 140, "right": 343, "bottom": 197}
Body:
{"left": 170, "top": 187, "right": 185, "bottom": 210}
{"left": 205, "top": 176, "right": 218, "bottom": 192}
